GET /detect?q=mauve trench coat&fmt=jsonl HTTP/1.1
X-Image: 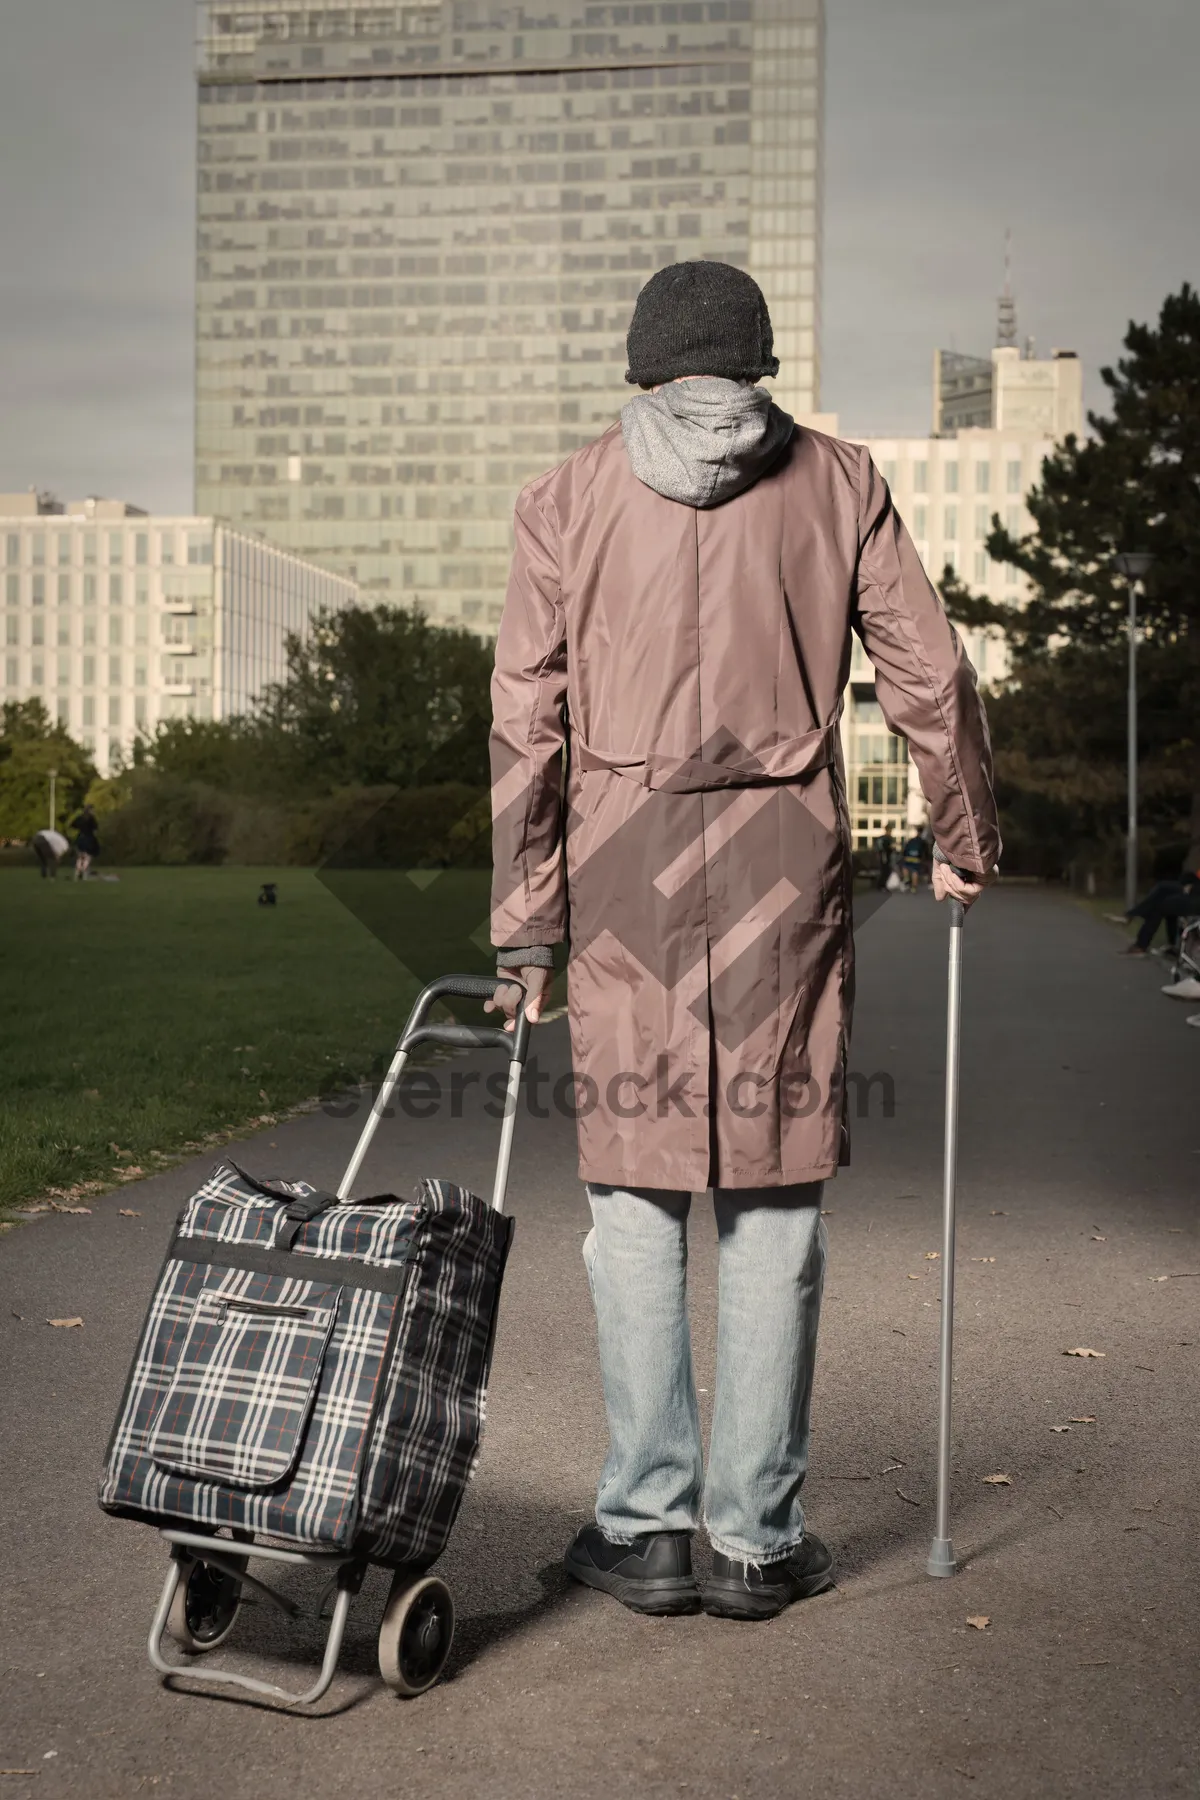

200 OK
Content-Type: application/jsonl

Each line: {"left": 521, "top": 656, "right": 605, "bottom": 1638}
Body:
{"left": 490, "top": 421, "right": 1000, "bottom": 1191}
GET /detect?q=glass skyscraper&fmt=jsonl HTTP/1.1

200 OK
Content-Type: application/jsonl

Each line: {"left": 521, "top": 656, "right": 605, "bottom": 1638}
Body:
{"left": 195, "top": 1, "right": 823, "bottom": 629}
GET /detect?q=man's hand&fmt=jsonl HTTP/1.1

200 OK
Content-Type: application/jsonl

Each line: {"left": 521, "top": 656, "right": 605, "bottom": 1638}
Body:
{"left": 485, "top": 965, "right": 553, "bottom": 1033}
{"left": 932, "top": 859, "right": 998, "bottom": 910}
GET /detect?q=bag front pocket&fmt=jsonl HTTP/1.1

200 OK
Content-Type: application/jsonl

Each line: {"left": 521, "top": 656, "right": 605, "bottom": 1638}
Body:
{"left": 147, "top": 1268, "right": 341, "bottom": 1488}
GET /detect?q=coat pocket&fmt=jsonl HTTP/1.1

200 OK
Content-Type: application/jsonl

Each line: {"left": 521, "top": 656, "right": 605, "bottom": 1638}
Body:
{"left": 146, "top": 1270, "right": 341, "bottom": 1489}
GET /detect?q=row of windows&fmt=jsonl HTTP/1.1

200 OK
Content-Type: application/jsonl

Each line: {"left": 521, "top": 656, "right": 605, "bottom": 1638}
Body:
{"left": 904, "top": 504, "right": 1023, "bottom": 542}
{"left": 2, "top": 531, "right": 212, "bottom": 569}
{"left": 878, "top": 459, "right": 1027, "bottom": 496}
{"left": 3, "top": 614, "right": 192, "bottom": 649}
{"left": 1, "top": 653, "right": 201, "bottom": 687}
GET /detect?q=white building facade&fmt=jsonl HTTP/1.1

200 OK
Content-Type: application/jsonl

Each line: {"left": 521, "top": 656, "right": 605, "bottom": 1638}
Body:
{"left": 842, "top": 345, "right": 1083, "bottom": 853}
{"left": 1, "top": 495, "right": 357, "bottom": 772}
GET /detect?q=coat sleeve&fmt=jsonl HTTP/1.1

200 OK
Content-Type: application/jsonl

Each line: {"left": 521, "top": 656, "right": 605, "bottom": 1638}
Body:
{"left": 851, "top": 448, "right": 1001, "bottom": 876}
{"left": 490, "top": 481, "right": 570, "bottom": 950}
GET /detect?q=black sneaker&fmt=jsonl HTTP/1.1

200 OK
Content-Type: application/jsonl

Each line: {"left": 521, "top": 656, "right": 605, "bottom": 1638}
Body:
{"left": 704, "top": 1534, "right": 834, "bottom": 1621}
{"left": 564, "top": 1524, "right": 701, "bottom": 1615}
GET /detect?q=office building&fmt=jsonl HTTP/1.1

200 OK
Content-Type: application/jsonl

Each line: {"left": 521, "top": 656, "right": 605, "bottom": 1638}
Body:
{"left": 1, "top": 493, "right": 357, "bottom": 772}
{"left": 194, "top": 0, "right": 825, "bottom": 626}
{"left": 842, "top": 333, "right": 1083, "bottom": 853}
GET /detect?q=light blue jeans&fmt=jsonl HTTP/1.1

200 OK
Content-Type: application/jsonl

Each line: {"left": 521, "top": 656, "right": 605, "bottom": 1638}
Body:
{"left": 583, "top": 1182, "right": 826, "bottom": 1563}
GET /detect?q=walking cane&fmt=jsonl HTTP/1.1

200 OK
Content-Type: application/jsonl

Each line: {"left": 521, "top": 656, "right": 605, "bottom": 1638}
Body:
{"left": 927, "top": 895, "right": 965, "bottom": 1577}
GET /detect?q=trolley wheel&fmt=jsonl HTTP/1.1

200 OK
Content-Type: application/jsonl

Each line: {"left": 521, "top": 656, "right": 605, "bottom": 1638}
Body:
{"left": 378, "top": 1574, "right": 455, "bottom": 1697}
{"left": 166, "top": 1554, "right": 244, "bottom": 1653}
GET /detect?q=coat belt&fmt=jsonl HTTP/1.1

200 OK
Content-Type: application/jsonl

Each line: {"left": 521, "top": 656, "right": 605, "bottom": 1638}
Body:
{"left": 574, "top": 723, "right": 838, "bottom": 793}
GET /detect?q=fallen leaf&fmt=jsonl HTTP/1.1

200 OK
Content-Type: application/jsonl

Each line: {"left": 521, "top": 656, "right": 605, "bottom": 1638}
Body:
{"left": 925, "top": 1251, "right": 941, "bottom": 1260}
{"left": 1091, "top": 1234, "right": 1107, "bottom": 1242}
{"left": 966, "top": 1615, "right": 991, "bottom": 1630}
{"left": 50, "top": 1203, "right": 91, "bottom": 1215}
{"left": 1069, "top": 1416, "right": 1096, "bottom": 1424}
{"left": 907, "top": 1273, "right": 922, "bottom": 1280}
{"left": 990, "top": 1209, "right": 1006, "bottom": 1216}
{"left": 982, "top": 1473, "right": 1012, "bottom": 1486}
{"left": 118, "top": 1209, "right": 141, "bottom": 1218}
{"left": 1050, "top": 1426, "right": 1071, "bottom": 1433}
{"left": 820, "top": 1209, "right": 834, "bottom": 1216}
{"left": 1149, "top": 1276, "right": 1169, "bottom": 1283}
{"left": 46, "top": 1317, "right": 83, "bottom": 1329}
{"left": 115, "top": 1167, "right": 145, "bottom": 1180}
{"left": 1064, "top": 1348, "right": 1105, "bottom": 1358}
{"left": 971, "top": 1256, "right": 996, "bottom": 1263}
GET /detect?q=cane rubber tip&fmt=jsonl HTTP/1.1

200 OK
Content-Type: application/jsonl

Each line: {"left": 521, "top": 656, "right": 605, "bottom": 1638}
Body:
{"left": 926, "top": 1538, "right": 957, "bottom": 1578}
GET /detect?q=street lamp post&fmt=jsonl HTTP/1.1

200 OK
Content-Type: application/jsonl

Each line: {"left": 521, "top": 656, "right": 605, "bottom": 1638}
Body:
{"left": 1113, "top": 553, "right": 1155, "bottom": 913}
{"left": 48, "top": 766, "right": 58, "bottom": 834}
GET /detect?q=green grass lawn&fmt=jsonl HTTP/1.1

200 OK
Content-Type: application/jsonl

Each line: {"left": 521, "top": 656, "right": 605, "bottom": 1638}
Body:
{"left": 0, "top": 865, "right": 495, "bottom": 1214}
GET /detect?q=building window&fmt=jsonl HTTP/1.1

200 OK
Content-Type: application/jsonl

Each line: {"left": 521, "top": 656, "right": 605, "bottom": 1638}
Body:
{"left": 57, "top": 617, "right": 70, "bottom": 646}
{"left": 109, "top": 616, "right": 123, "bottom": 649}
{"left": 108, "top": 695, "right": 122, "bottom": 728}
{"left": 943, "top": 463, "right": 959, "bottom": 494}
{"left": 135, "top": 695, "right": 148, "bottom": 728}
{"left": 913, "top": 460, "right": 928, "bottom": 493}
{"left": 32, "top": 657, "right": 44, "bottom": 686}
{"left": 943, "top": 545, "right": 958, "bottom": 573}
{"left": 135, "top": 576, "right": 149, "bottom": 607}
{"left": 57, "top": 533, "right": 71, "bottom": 566}
{"left": 4, "top": 534, "right": 18, "bottom": 566}
{"left": 57, "top": 573, "right": 71, "bottom": 604}
{"left": 82, "top": 616, "right": 96, "bottom": 646}
{"left": 159, "top": 532, "right": 174, "bottom": 564}
{"left": 5, "top": 573, "right": 17, "bottom": 606}
{"left": 31, "top": 617, "right": 44, "bottom": 647}
{"left": 32, "top": 573, "right": 45, "bottom": 604}
{"left": 1006, "top": 460, "right": 1022, "bottom": 494}
{"left": 56, "top": 696, "right": 70, "bottom": 726}
{"left": 83, "top": 533, "right": 97, "bottom": 565}
{"left": 881, "top": 460, "right": 897, "bottom": 488}
{"left": 108, "top": 532, "right": 124, "bottom": 564}
{"left": 83, "top": 573, "right": 97, "bottom": 605}
{"left": 109, "top": 655, "right": 122, "bottom": 687}
{"left": 83, "top": 696, "right": 95, "bottom": 727}
{"left": 135, "top": 658, "right": 147, "bottom": 689}
{"left": 5, "top": 655, "right": 17, "bottom": 685}
{"left": 912, "top": 504, "right": 927, "bottom": 538}
{"left": 82, "top": 654, "right": 96, "bottom": 686}
{"left": 57, "top": 654, "right": 70, "bottom": 687}
{"left": 187, "top": 532, "right": 213, "bottom": 565}
{"left": 974, "top": 462, "right": 990, "bottom": 494}
{"left": 974, "top": 505, "right": 990, "bottom": 538}
{"left": 31, "top": 533, "right": 45, "bottom": 566}
{"left": 4, "top": 617, "right": 16, "bottom": 646}
{"left": 1006, "top": 562, "right": 1019, "bottom": 586}
{"left": 135, "top": 532, "right": 149, "bottom": 565}
{"left": 944, "top": 506, "right": 958, "bottom": 540}
{"left": 974, "top": 550, "right": 988, "bottom": 582}
{"left": 109, "top": 573, "right": 123, "bottom": 605}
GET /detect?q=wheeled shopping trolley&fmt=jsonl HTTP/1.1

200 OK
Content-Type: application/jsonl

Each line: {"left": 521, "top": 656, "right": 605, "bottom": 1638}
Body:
{"left": 99, "top": 975, "right": 530, "bottom": 1705}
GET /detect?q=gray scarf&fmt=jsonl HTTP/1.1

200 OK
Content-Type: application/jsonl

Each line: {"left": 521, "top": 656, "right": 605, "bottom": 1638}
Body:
{"left": 620, "top": 376, "right": 795, "bottom": 509}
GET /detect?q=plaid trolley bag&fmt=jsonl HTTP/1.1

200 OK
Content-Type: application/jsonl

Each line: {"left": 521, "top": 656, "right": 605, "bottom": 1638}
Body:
{"left": 98, "top": 975, "right": 530, "bottom": 1705}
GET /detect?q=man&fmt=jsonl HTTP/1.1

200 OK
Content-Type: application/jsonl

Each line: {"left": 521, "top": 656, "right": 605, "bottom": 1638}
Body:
{"left": 487, "top": 262, "right": 999, "bottom": 1621}
{"left": 1109, "top": 863, "right": 1200, "bottom": 956}
{"left": 31, "top": 826, "right": 69, "bottom": 878}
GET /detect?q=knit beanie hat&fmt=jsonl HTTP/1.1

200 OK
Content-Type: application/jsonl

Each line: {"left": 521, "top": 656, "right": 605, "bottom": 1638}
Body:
{"left": 625, "top": 261, "right": 779, "bottom": 388}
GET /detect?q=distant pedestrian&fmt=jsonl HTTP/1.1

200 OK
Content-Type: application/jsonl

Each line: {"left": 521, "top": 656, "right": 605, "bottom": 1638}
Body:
{"left": 32, "top": 827, "right": 69, "bottom": 878}
{"left": 875, "top": 828, "right": 896, "bottom": 891}
{"left": 71, "top": 805, "right": 100, "bottom": 881}
{"left": 900, "top": 831, "right": 925, "bottom": 892}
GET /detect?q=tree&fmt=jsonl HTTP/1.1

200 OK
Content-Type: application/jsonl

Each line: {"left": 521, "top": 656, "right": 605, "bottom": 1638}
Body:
{"left": 0, "top": 700, "right": 96, "bottom": 842}
{"left": 262, "top": 603, "right": 493, "bottom": 790}
{"left": 943, "top": 284, "right": 1200, "bottom": 868}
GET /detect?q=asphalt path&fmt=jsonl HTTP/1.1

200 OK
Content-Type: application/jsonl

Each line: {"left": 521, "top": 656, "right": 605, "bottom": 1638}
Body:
{"left": 2, "top": 887, "right": 1197, "bottom": 1799}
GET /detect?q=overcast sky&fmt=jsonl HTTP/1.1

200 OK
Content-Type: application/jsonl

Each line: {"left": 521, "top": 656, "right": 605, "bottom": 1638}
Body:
{"left": 1, "top": 0, "right": 1197, "bottom": 513}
